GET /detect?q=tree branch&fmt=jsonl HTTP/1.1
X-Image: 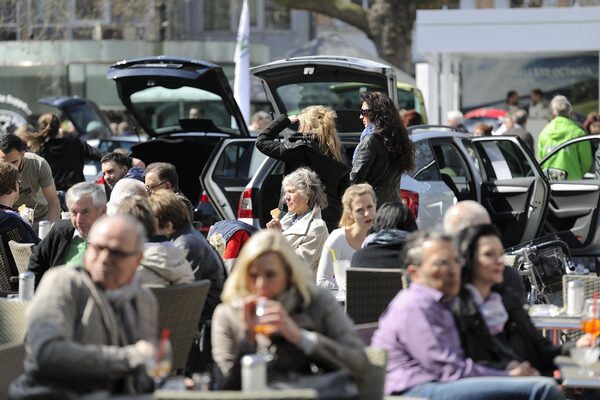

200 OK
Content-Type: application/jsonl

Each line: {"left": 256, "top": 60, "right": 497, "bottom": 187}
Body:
{"left": 274, "top": 0, "right": 369, "bottom": 33}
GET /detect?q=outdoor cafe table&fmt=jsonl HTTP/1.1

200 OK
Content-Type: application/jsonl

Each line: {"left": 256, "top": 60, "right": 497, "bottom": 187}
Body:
{"left": 555, "top": 355, "right": 600, "bottom": 389}
{"left": 530, "top": 314, "right": 581, "bottom": 345}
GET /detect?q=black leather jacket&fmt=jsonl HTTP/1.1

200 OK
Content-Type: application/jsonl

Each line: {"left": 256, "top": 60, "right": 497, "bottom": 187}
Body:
{"left": 350, "top": 133, "right": 401, "bottom": 205}
{"left": 256, "top": 115, "right": 351, "bottom": 231}
{"left": 452, "top": 286, "right": 564, "bottom": 376}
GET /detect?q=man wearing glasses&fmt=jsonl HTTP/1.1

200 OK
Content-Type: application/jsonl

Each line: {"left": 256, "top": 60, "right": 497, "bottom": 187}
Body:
{"left": 10, "top": 214, "right": 158, "bottom": 399}
{"left": 144, "top": 162, "right": 194, "bottom": 222}
{"left": 28, "top": 182, "right": 106, "bottom": 285}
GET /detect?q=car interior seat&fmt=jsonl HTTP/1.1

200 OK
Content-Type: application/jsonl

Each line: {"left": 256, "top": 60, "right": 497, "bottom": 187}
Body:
{"left": 433, "top": 145, "right": 463, "bottom": 201}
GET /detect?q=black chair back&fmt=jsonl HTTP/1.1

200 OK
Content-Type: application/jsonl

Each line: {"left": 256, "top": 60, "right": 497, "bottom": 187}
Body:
{"left": 345, "top": 268, "right": 403, "bottom": 325}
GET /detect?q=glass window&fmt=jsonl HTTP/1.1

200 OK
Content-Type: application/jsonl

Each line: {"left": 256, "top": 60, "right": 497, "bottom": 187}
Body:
{"left": 539, "top": 138, "right": 597, "bottom": 181}
{"left": 214, "top": 142, "right": 262, "bottom": 178}
{"left": 31, "top": 0, "right": 69, "bottom": 24}
{"left": 431, "top": 142, "right": 472, "bottom": 198}
{"left": 264, "top": 0, "right": 290, "bottom": 30}
{"left": 111, "top": 0, "right": 149, "bottom": 23}
{"left": 411, "top": 140, "right": 440, "bottom": 181}
{"left": 129, "top": 86, "right": 241, "bottom": 135}
{"left": 75, "top": 0, "right": 104, "bottom": 20}
{"left": 397, "top": 89, "right": 416, "bottom": 112}
{"left": 203, "top": 0, "right": 231, "bottom": 31}
{"left": 475, "top": 140, "right": 533, "bottom": 181}
{"left": 0, "top": 0, "right": 17, "bottom": 23}
{"left": 276, "top": 81, "right": 387, "bottom": 133}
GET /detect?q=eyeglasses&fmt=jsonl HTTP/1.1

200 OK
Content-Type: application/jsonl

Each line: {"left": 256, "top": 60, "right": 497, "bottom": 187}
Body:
{"left": 359, "top": 109, "right": 371, "bottom": 117}
{"left": 145, "top": 181, "right": 167, "bottom": 193}
{"left": 431, "top": 257, "right": 464, "bottom": 269}
{"left": 88, "top": 242, "right": 139, "bottom": 259}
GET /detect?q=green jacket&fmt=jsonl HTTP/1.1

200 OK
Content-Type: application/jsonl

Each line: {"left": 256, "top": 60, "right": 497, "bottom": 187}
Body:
{"left": 537, "top": 116, "right": 592, "bottom": 180}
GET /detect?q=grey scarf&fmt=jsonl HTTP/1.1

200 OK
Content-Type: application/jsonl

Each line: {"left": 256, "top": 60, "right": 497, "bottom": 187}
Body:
{"left": 104, "top": 272, "right": 143, "bottom": 345}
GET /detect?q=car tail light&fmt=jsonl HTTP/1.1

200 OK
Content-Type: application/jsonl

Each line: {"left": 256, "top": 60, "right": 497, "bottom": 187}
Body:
{"left": 238, "top": 188, "right": 253, "bottom": 219}
{"left": 401, "top": 189, "right": 419, "bottom": 219}
{"left": 199, "top": 191, "right": 210, "bottom": 204}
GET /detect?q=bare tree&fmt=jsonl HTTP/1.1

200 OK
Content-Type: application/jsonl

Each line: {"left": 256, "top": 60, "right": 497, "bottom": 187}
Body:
{"left": 274, "top": 0, "right": 459, "bottom": 74}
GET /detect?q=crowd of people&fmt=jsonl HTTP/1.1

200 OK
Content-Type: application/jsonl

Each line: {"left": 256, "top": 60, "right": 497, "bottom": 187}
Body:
{"left": 0, "top": 90, "right": 596, "bottom": 399}
{"left": 444, "top": 90, "right": 598, "bottom": 182}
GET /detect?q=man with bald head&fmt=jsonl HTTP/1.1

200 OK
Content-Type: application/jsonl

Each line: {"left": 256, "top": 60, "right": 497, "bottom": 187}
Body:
{"left": 443, "top": 200, "right": 526, "bottom": 303}
{"left": 11, "top": 215, "right": 157, "bottom": 399}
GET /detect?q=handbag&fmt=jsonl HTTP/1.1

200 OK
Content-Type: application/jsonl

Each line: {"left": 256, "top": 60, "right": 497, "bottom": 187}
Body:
{"left": 270, "top": 369, "right": 359, "bottom": 400}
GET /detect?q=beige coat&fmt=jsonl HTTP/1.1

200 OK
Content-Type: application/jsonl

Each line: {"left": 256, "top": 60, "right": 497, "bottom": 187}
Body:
{"left": 212, "top": 286, "right": 368, "bottom": 389}
{"left": 280, "top": 207, "right": 328, "bottom": 280}
{"left": 139, "top": 242, "right": 194, "bottom": 286}
{"left": 10, "top": 266, "right": 157, "bottom": 399}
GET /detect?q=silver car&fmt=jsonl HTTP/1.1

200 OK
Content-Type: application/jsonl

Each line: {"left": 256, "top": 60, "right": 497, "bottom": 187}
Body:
{"left": 201, "top": 56, "right": 550, "bottom": 248}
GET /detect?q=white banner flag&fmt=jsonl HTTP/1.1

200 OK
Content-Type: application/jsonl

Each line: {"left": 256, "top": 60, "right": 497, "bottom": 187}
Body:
{"left": 234, "top": 0, "right": 250, "bottom": 125}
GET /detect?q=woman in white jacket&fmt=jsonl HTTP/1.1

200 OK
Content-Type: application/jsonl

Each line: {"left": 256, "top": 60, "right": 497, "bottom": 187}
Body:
{"left": 266, "top": 167, "right": 328, "bottom": 280}
{"left": 316, "top": 183, "right": 376, "bottom": 289}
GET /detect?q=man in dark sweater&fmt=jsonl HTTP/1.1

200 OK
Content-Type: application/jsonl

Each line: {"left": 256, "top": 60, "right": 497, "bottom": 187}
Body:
{"left": 28, "top": 182, "right": 106, "bottom": 285}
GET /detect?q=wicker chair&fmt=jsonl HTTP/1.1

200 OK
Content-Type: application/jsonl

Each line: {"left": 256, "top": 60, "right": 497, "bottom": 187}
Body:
{"left": 345, "top": 268, "right": 404, "bottom": 325}
{"left": 0, "top": 300, "right": 29, "bottom": 345}
{"left": 150, "top": 280, "right": 211, "bottom": 373}
{"left": 0, "top": 342, "right": 25, "bottom": 400}
{"left": 154, "top": 389, "right": 318, "bottom": 399}
{"left": 8, "top": 241, "right": 34, "bottom": 274}
{"left": 0, "top": 237, "right": 17, "bottom": 296}
{"left": 358, "top": 347, "right": 387, "bottom": 400}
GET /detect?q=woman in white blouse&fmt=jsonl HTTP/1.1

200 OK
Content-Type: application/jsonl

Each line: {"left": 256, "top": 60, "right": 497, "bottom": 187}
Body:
{"left": 316, "top": 183, "right": 376, "bottom": 289}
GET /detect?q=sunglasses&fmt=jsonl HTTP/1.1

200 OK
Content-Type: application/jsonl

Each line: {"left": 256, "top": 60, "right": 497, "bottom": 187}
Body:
{"left": 360, "top": 109, "right": 371, "bottom": 117}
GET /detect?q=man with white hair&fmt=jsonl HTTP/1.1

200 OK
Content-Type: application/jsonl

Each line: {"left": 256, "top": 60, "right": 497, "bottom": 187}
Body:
{"left": 443, "top": 200, "right": 526, "bottom": 303}
{"left": 106, "top": 178, "right": 147, "bottom": 216}
{"left": 29, "top": 182, "right": 107, "bottom": 285}
{"left": 446, "top": 110, "right": 468, "bottom": 133}
{"left": 537, "top": 95, "right": 591, "bottom": 180}
{"left": 10, "top": 215, "right": 157, "bottom": 399}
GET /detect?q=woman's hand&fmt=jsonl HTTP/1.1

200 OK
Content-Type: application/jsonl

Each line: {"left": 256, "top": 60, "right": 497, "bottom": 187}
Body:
{"left": 576, "top": 333, "right": 596, "bottom": 348}
{"left": 266, "top": 218, "right": 282, "bottom": 230}
{"left": 288, "top": 115, "right": 299, "bottom": 124}
{"left": 507, "top": 361, "right": 540, "bottom": 377}
{"left": 256, "top": 299, "right": 302, "bottom": 345}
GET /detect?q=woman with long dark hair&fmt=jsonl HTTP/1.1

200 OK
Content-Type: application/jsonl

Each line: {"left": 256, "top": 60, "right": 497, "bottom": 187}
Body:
{"left": 351, "top": 92, "right": 415, "bottom": 204}
{"left": 453, "top": 224, "right": 592, "bottom": 377}
{"left": 17, "top": 113, "right": 103, "bottom": 191}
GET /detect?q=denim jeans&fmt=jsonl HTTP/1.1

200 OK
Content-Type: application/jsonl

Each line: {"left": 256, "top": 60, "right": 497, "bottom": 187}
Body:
{"left": 401, "top": 376, "right": 563, "bottom": 400}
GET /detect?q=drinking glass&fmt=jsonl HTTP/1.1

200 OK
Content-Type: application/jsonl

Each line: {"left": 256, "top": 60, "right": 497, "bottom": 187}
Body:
{"left": 146, "top": 338, "right": 173, "bottom": 387}
{"left": 254, "top": 299, "right": 277, "bottom": 336}
{"left": 253, "top": 299, "right": 275, "bottom": 363}
{"left": 570, "top": 347, "right": 600, "bottom": 376}
{"left": 581, "top": 299, "right": 600, "bottom": 338}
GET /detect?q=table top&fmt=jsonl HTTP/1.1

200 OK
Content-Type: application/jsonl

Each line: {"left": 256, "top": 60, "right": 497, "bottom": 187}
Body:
{"left": 555, "top": 355, "right": 600, "bottom": 388}
{"left": 530, "top": 314, "right": 582, "bottom": 330}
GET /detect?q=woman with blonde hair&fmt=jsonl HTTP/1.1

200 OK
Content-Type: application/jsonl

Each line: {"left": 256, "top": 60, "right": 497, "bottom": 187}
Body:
{"left": 256, "top": 106, "right": 351, "bottom": 231}
{"left": 212, "top": 229, "right": 368, "bottom": 390}
{"left": 316, "top": 183, "right": 376, "bottom": 289}
{"left": 17, "top": 113, "right": 103, "bottom": 191}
